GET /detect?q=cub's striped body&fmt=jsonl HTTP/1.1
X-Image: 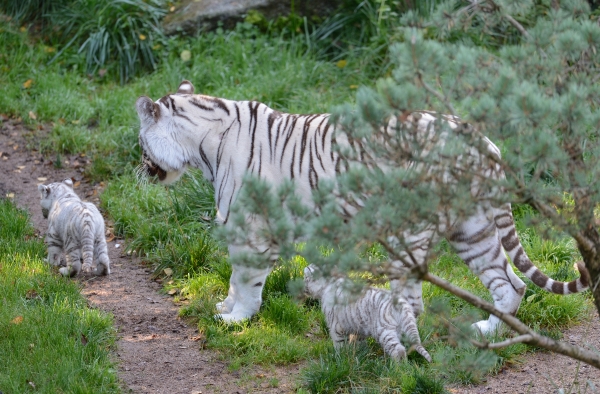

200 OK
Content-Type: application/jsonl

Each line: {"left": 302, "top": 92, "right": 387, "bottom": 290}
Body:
{"left": 38, "top": 179, "right": 111, "bottom": 277}
{"left": 304, "top": 266, "right": 431, "bottom": 362}
{"left": 136, "top": 80, "right": 589, "bottom": 334}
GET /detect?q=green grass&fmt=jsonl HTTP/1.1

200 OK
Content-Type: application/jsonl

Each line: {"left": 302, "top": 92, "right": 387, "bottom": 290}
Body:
{"left": 0, "top": 10, "right": 595, "bottom": 393}
{"left": 0, "top": 199, "right": 119, "bottom": 393}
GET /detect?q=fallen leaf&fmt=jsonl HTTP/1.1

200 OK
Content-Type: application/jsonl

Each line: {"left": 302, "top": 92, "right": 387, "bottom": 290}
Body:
{"left": 37, "top": 177, "right": 47, "bottom": 182}
{"left": 80, "top": 334, "right": 88, "bottom": 345}
{"left": 336, "top": 59, "right": 347, "bottom": 68}
{"left": 163, "top": 268, "right": 173, "bottom": 276}
{"left": 190, "top": 334, "right": 206, "bottom": 342}
{"left": 139, "top": 34, "right": 146, "bottom": 40}
{"left": 73, "top": 181, "right": 81, "bottom": 188}
{"left": 25, "top": 289, "right": 38, "bottom": 299}
{"left": 350, "top": 84, "right": 358, "bottom": 89}
{"left": 11, "top": 316, "right": 23, "bottom": 324}
{"left": 6, "top": 193, "right": 14, "bottom": 199}
{"left": 28, "top": 381, "right": 35, "bottom": 389}
{"left": 71, "top": 120, "right": 80, "bottom": 125}
{"left": 169, "top": 5, "right": 175, "bottom": 11}
{"left": 168, "top": 288, "right": 178, "bottom": 295}
{"left": 106, "top": 233, "right": 115, "bottom": 243}
{"left": 13, "top": 144, "right": 18, "bottom": 150}
{"left": 255, "top": 374, "right": 265, "bottom": 378}
{"left": 28, "top": 111, "right": 36, "bottom": 120}
{"left": 17, "top": 165, "right": 25, "bottom": 169}
{"left": 45, "top": 46, "right": 55, "bottom": 53}
{"left": 22, "top": 79, "right": 33, "bottom": 89}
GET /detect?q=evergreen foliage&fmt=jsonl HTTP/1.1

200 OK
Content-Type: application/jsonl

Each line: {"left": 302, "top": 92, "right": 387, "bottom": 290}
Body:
{"left": 223, "top": 0, "right": 600, "bottom": 369}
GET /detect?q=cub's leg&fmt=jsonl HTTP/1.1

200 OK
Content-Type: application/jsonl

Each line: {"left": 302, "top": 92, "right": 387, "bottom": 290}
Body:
{"left": 388, "top": 229, "right": 435, "bottom": 317}
{"left": 217, "top": 263, "right": 272, "bottom": 322}
{"left": 45, "top": 232, "right": 63, "bottom": 266}
{"left": 93, "top": 237, "right": 111, "bottom": 275}
{"left": 378, "top": 328, "right": 407, "bottom": 361}
{"left": 448, "top": 209, "right": 526, "bottom": 334}
{"left": 60, "top": 249, "right": 82, "bottom": 277}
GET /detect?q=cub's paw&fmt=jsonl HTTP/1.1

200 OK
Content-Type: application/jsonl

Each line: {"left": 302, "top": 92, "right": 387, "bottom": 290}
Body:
{"left": 94, "top": 264, "right": 110, "bottom": 276}
{"left": 82, "top": 263, "right": 93, "bottom": 274}
{"left": 59, "top": 267, "right": 72, "bottom": 277}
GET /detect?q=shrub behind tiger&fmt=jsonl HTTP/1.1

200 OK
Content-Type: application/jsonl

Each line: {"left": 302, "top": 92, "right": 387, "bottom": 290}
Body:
{"left": 38, "top": 179, "right": 111, "bottom": 277}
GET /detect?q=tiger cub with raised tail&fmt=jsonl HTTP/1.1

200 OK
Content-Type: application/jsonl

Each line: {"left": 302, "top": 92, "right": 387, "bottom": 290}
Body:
{"left": 136, "top": 80, "right": 589, "bottom": 334}
{"left": 38, "top": 179, "right": 111, "bottom": 277}
{"left": 304, "top": 266, "right": 432, "bottom": 362}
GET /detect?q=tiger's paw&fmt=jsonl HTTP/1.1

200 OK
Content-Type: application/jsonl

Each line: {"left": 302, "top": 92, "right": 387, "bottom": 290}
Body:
{"left": 214, "top": 312, "right": 252, "bottom": 324}
{"left": 82, "top": 263, "right": 93, "bottom": 274}
{"left": 471, "top": 319, "right": 505, "bottom": 336}
{"left": 93, "top": 264, "right": 110, "bottom": 276}
{"left": 59, "top": 266, "right": 75, "bottom": 277}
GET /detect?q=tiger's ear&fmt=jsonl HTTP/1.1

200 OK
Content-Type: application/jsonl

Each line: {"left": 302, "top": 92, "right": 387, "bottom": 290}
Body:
{"left": 63, "top": 178, "right": 73, "bottom": 188}
{"left": 176, "top": 80, "right": 194, "bottom": 95}
{"left": 38, "top": 184, "right": 50, "bottom": 198}
{"left": 136, "top": 96, "right": 160, "bottom": 123}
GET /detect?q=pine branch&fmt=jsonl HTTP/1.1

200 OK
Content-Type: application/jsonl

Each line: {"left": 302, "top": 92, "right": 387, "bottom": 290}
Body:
{"left": 424, "top": 272, "right": 600, "bottom": 369}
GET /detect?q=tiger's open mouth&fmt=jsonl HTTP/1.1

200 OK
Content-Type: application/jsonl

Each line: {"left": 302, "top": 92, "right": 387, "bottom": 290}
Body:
{"left": 142, "top": 152, "right": 167, "bottom": 181}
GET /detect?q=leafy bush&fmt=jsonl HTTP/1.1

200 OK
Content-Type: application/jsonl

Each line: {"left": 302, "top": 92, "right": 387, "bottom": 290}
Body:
{"left": 48, "top": 0, "right": 167, "bottom": 83}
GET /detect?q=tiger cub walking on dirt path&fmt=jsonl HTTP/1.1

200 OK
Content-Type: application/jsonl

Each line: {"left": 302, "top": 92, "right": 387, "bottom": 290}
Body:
{"left": 38, "top": 179, "right": 111, "bottom": 277}
{"left": 304, "top": 266, "right": 431, "bottom": 362}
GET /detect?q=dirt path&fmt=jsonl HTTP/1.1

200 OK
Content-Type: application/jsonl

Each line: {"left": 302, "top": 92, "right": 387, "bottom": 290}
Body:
{"left": 1, "top": 117, "right": 599, "bottom": 394}
{"left": 0, "top": 119, "right": 298, "bottom": 393}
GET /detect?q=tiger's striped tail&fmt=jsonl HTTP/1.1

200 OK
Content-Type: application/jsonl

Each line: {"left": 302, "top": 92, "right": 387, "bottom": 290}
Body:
{"left": 495, "top": 205, "right": 590, "bottom": 294}
{"left": 80, "top": 216, "right": 95, "bottom": 273}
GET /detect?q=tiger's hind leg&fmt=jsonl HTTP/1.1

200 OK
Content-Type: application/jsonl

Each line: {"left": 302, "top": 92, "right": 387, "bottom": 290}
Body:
{"left": 59, "top": 247, "right": 82, "bottom": 277}
{"left": 449, "top": 208, "right": 526, "bottom": 334}
{"left": 93, "top": 237, "right": 111, "bottom": 275}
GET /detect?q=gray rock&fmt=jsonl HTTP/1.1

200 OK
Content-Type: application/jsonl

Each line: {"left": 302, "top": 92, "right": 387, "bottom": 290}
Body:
{"left": 162, "top": 0, "right": 343, "bottom": 35}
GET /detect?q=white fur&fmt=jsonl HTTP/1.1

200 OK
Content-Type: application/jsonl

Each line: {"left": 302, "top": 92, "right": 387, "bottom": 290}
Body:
{"left": 38, "top": 179, "right": 111, "bottom": 277}
{"left": 135, "top": 81, "right": 589, "bottom": 334}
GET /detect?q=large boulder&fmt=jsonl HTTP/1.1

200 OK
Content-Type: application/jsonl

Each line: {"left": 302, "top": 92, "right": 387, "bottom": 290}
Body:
{"left": 163, "top": 0, "right": 344, "bottom": 35}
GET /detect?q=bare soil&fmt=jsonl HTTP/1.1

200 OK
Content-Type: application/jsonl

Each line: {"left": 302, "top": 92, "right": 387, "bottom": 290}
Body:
{"left": 1, "top": 117, "right": 599, "bottom": 394}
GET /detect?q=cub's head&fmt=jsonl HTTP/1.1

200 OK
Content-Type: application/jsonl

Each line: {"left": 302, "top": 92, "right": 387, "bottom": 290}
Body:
{"left": 303, "top": 265, "right": 329, "bottom": 299}
{"left": 135, "top": 80, "right": 197, "bottom": 185}
{"left": 38, "top": 179, "right": 74, "bottom": 218}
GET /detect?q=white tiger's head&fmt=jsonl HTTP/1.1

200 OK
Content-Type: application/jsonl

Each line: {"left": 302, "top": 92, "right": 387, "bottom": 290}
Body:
{"left": 38, "top": 178, "right": 74, "bottom": 219}
{"left": 135, "top": 80, "right": 197, "bottom": 185}
{"left": 303, "top": 265, "right": 329, "bottom": 299}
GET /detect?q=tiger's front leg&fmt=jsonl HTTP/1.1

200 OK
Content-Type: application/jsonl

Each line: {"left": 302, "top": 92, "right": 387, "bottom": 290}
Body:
{"left": 46, "top": 245, "right": 62, "bottom": 266}
{"left": 217, "top": 263, "right": 272, "bottom": 323}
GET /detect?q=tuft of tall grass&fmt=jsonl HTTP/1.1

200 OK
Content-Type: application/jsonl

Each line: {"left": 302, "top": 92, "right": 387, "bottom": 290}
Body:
{"left": 48, "top": 0, "right": 167, "bottom": 83}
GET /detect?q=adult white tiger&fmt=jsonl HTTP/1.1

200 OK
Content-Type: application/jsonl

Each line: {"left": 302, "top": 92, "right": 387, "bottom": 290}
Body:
{"left": 136, "top": 80, "right": 589, "bottom": 334}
